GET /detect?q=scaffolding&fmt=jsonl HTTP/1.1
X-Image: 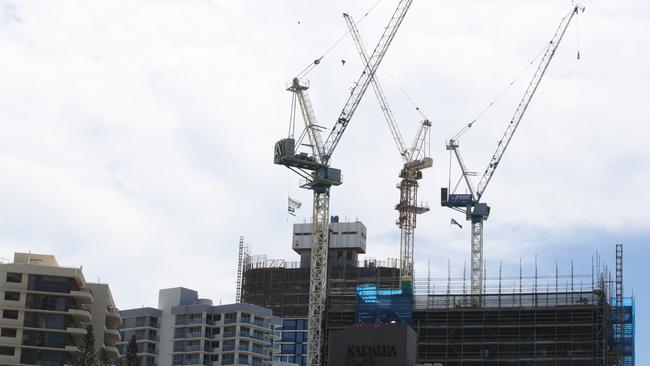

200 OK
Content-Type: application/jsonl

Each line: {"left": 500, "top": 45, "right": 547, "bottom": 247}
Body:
{"left": 413, "top": 292, "right": 610, "bottom": 366}
{"left": 241, "top": 251, "right": 633, "bottom": 366}
{"left": 610, "top": 297, "right": 635, "bottom": 366}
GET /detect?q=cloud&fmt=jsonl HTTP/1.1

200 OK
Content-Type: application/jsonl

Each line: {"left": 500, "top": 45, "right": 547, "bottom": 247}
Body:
{"left": 0, "top": 0, "right": 647, "bottom": 335}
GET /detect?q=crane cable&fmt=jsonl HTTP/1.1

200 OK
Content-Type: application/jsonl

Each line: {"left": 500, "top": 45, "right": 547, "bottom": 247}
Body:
{"left": 353, "top": 23, "right": 430, "bottom": 123}
{"left": 296, "top": 0, "right": 386, "bottom": 79}
{"left": 450, "top": 44, "right": 548, "bottom": 141}
{"left": 575, "top": 5, "right": 581, "bottom": 60}
{"left": 382, "top": 64, "right": 429, "bottom": 121}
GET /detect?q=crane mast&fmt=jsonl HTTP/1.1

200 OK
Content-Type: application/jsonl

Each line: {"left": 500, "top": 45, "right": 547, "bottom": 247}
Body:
{"left": 344, "top": 12, "right": 431, "bottom": 280}
{"left": 274, "top": 1, "right": 413, "bottom": 364}
{"left": 442, "top": 5, "right": 584, "bottom": 300}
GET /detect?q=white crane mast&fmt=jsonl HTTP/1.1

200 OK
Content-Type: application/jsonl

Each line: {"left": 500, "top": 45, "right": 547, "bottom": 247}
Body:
{"left": 443, "top": 5, "right": 584, "bottom": 299}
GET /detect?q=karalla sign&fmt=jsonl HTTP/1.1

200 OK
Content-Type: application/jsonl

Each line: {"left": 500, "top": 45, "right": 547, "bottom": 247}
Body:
{"left": 328, "top": 324, "right": 417, "bottom": 366}
{"left": 347, "top": 345, "right": 398, "bottom": 358}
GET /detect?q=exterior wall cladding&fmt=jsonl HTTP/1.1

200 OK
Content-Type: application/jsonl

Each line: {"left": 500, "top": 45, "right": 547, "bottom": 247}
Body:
{"left": 242, "top": 264, "right": 612, "bottom": 366}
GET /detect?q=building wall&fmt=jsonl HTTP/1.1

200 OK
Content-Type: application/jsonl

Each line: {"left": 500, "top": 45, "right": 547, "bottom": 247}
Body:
{"left": 117, "top": 307, "right": 161, "bottom": 366}
{"left": 0, "top": 252, "right": 120, "bottom": 366}
{"left": 242, "top": 264, "right": 401, "bottom": 366}
{"left": 87, "top": 283, "right": 122, "bottom": 360}
{"left": 413, "top": 301, "right": 610, "bottom": 366}
{"left": 158, "top": 288, "right": 198, "bottom": 366}
{"left": 120, "top": 287, "right": 286, "bottom": 366}
{"left": 242, "top": 264, "right": 614, "bottom": 366}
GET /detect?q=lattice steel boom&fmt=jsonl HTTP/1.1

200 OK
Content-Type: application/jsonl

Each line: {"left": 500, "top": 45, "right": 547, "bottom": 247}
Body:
{"left": 344, "top": 12, "right": 431, "bottom": 279}
{"left": 274, "top": 2, "right": 413, "bottom": 364}
{"left": 442, "top": 5, "right": 583, "bottom": 299}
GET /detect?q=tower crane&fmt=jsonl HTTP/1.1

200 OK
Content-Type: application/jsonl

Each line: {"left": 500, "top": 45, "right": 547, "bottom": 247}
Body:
{"left": 344, "top": 13, "right": 432, "bottom": 280}
{"left": 441, "top": 5, "right": 584, "bottom": 299}
{"left": 273, "top": 1, "right": 413, "bottom": 364}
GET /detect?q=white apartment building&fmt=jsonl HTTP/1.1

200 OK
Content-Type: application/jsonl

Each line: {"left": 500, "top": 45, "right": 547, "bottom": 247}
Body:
{"left": 0, "top": 252, "right": 121, "bottom": 365}
{"left": 119, "top": 287, "right": 292, "bottom": 366}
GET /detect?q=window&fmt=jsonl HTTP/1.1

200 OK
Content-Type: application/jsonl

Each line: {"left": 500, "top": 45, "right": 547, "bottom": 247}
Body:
{"left": 20, "top": 349, "right": 68, "bottom": 365}
{"left": 23, "top": 313, "right": 68, "bottom": 330}
{"left": 149, "top": 316, "right": 159, "bottom": 327}
{"left": 297, "top": 319, "right": 307, "bottom": 330}
{"left": 3, "top": 310, "right": 18, "bottom": 319}
{"left": 221, "top": 354, "right": 234, "bottom": 364}
{"left": 25, "top": 294, "right": 70, "bottom": 311}
{"left": 4, "top": 291, "right": 20, "bottom": 301}
{"left": 22, "top": 330, "right": 70, "bottom": 348}
{"left": 135, "top": 316, "right": 146, "bottom": 327}
{"left": 6, "top": 272, "right": 22, "bottom": 283}
{"left": 0, "top": 346, "right": 14, "bottom": 356}
{"left": 281, "top": 344, "right": 295, "bottom": 354}
{"left": 283, "top": 319, "right": 296, "bottom": 330}
{"left": 282, "top": 332, "right": 296, "bottom": 342}
{"left": 27, "top": 275, "right": 78, "bottom": 293}
{"left": 175, "top": 314, "right": 186, "bottom": 325}
{"left": 1, "top": 328, "right": 17, "bottom": 337}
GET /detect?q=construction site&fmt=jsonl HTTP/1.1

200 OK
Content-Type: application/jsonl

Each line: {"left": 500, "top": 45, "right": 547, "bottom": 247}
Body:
{"left": 241, "top": 0, "right": 636, "bottom": 365}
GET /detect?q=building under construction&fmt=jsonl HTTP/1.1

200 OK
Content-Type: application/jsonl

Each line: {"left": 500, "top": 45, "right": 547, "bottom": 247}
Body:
{"left": 239, "top": 221, "right": 634, "bottom": 366}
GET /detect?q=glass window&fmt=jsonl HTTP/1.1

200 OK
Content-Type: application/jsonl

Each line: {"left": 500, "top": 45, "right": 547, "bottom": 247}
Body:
{"left": 222, "top": 354, "right": 234, "bottom": 364}
{"left": 24, "top": 313, "right": 68, "bottom": 330}
{"left": 297, "top": 319, "right": 307, "bottom": 330}
{"left": 3, "top": 310, "right": 18, "bottom": 319}
{"left": 0, "top": 346, "right": 15, "bottom": 355}
{"left": 282, "top": 332, "right": 295, "bottom": 342}
{"left": 27, "top": 275, "right": 78, "bottom": 293}
{"left": 135, "top": 316, "right": 146, "bottom": 326}
{"left": 22, "top": 330, "right": 71, "bottom": 348}
{"left": 296, "top": 332, "right": 306, "bottom": 342}
{"left": 175, "top": 314, "right": 186, "bottom": 325}
{"left": 283, "top": 319, "right": 296, "bottom": 330}
{"left": 4, "top": 291, "right": 20, "bottom": 301}
{"left": 20, "top": 349, "right": 69, "bottom": 365}
{"left": 25, "top": 294, "right": 72, "bottom": 311}
{"left": 149, "top": 316, "right": 159, "bottom": 327}
{"left": 1, "top": 328, "right": 17, "bottom": 337}
{"left": 6, "top": 272, "right": 22, "bottom": 283}
{"left": 281, "top": 344, "right": 295, "bottom": 354}
{"left": 224, "top": 312, "right": 237, "bottom": 325}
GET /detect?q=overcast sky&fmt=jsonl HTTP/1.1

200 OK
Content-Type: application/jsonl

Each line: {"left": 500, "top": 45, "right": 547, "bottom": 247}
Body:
{"left": 0, "top": 0, "right": 647, "bottom": 361}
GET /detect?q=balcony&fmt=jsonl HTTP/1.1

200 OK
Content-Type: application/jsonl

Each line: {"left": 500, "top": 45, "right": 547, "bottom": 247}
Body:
{"left": 70, "top": 290, "right": 93, "bottom": 304}
{"left": 68, "top": 308, "right": 91, "bottom": 322}
{"left": 104, "top": 327, "right": 121, "bottom": 344}
{"left": 64, "top": 345, "right": 80, "bottom": 353}
{"left": 103, "top": 345, "right": 120, "bottom": 359}
{"left": 66, "top": 327, "right": 88, "bottom": 340}
{"left": 106, "top": 308, "right": 122, "bottom": 327}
